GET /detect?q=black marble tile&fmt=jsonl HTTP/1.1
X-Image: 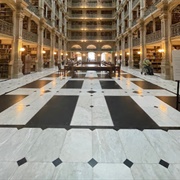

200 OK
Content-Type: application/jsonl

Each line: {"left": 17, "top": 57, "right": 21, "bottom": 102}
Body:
{"left": 45, "top": 73, "right": 60, "bottom": 78}
{"left": 88, "top": 158, "right": 98, "bottom": 167}
{"left": 0, "top": 95, "right": 27, "bottom": 113}
{"left": 156, "top": 96, "right": 180, "bottom": 111}
{"left": 72, "top": 74, "right": 86, "bottom": 78}
{"left": 159, "top": 159, "right": 169, "bottom": 168}
{"left": 131, "top": 81, "right": 163, "bottom": 89}
{"left": 52, "top": 158, "right": 62, "bottom": 167}
{"left": 105, "top": 96, "right": 159, "bottom": 129}
{"left": 61, "top": 80, "right": 83, "bottom": 89}
{"left": 100, "top": 81, "right": 122, "bottom": 89}
{"left": 17, "top": 157, "right": 27, "bottom": 166}
{"left": 26, "top": 96, "right": 78, "bottom": 128}
{"left": 121, "top": 74, "right": 138, "bottom": 78}
{"left": 123, "top": 159, "right": 133, "bottom": 168}
{"left": 97, "top": 73, "right": 110, "bottom": 79}
{"left": 21, "top": 80, "right": 52, "bottom": 88}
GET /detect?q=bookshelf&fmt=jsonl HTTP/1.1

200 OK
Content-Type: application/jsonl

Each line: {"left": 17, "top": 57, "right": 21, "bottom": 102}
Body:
{"left": 146, "top": 48, "right": 162, "bottom": 73}
{"left": 0, "top": 3, "right": 13, "bottom": 23}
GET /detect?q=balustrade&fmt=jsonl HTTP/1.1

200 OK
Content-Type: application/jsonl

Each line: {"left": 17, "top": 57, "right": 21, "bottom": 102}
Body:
{"left": 144, "top": 0, "right": 161, "bottom": 18}
{"left": 22, "top": 29, "right": 38, "bottom": 42}
{"left": 133, "top": 38, "right": 140, "bottom": 46}
{"left": 146, "top": 30, "right": 161, "bottom": 43}
{"left": 44, "top": 38, "right": 51, "bottom": 46}
{"left": 45, "top": 0, "right": 52, "bottom": 7}
{"left": 132, "top": 19, "right": 138, "bottom": 27}
{"left": 0, "top": 20, "right": 13, "bottom": 36}
{"left": 27, "top": 4, "right": 39, "bottom": 16}
{"left": 171, "top": 22, "right": 180, "bottom": 37}
{"left": 132, "top": 0, "right": 139, "bottom": 8}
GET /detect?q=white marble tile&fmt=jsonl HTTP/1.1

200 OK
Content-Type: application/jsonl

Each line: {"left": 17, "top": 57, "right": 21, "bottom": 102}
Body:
{"left": 92, "top": 106, "right": 113, "bottom": 126}
{"left": 93, "top": 129, "right": 126, "bottom": 163}
{"left": 168, "top": 164, "right": 180, "bottom": 180}
{"left": 168, "top": 130, "right": 180, "bottom": 144}
{"left": 131, "top": 164, "right": 175, "bottom": 180}
{"left": 0, "top": 162, "right": 18, "bottom": 180}
{"left": 10, "top": 162, "right": 55, "bottom": 180}
{"left": 85, "top": 71, "right": 98, "bottom": 78}
{"left": 26, "top": 128, "right": 67, "bottom": 162}
{"left": 0, "top": 128, "right": 42, "bottom": 161}
{"left": 60, "top": 129, "right": 92, "bottom": 162}
{"left": 118, "top": 129, "right": 160, "bottom": 163}
{"left": 0, "top": 128, "right": 17, "bottom": 144}
{"left": 93, "top": 163, "right": 134, "bottom": 180}
{"left": 143, "top": 130, "right": 180, "bottom": 163}
{"left": 52, "top": 163, "right": 92, "bottom": 180}
{"left": 71, "top": 94, "right": 92, "bottom": 126}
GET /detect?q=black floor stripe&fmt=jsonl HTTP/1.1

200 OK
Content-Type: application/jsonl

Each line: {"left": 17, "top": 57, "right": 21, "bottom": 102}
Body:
{"left": 121, "top": 74, "right": 138, "bottom": 78}
{"left": 100, "top": 80, "right": 122, "bottom": 89}
{"left": 45, "top": 73, "right": 61, "bottom": 78}
{"left": 156, "top": 96, "right": 180, "bottom": 111}
{"left": 61, "top": 80, "right": 83, "bottom": 89}
{"left": 105, "top": 96, "right": 159, "bottom": 129}
{"left": 26, "top": 96, "right": 78, "bottom": 128}
{"left": 21, "top": 80, "right": 52, "bottom": 88}
{"left": 0, "top": 95, "right": 27, "bottom": 113}
{"left": 131, "top": 81, "right": 163, "bottom": 89}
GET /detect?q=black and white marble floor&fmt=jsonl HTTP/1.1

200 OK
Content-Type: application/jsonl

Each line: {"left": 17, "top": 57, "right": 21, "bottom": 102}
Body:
{"left": 0, "top": 67, "right": 180, "bottom": 180}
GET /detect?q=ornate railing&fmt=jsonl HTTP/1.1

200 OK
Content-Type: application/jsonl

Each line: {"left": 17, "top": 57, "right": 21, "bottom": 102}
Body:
{"left": 0, "top": 20, "right": 13, "bottom": 36}
{"left": 124, "top": 10, "right": 129, "bottom": 17}
{"left": 146, "top": 30, "right": 161, "bottom": 43}
{"left": 132, "top": 18, "right": 138, "bottom": 27}
{"left": 27, "top": 5, "right": 39, "bottom": 16}
{"left": 70, "top": 36, "right": 82, "bottom": 40}
{"left": 22, "top": 29, "right": 38, "bottom": 42}
{"left": 44, "top": 38, "right": 51, "bottom": 46}
{"left": 70, "top": 14, "right": 83, "bottom": 17}
{"left": 144, "top": 0, "right": 160, "bottom": 18}
{"left": 171, "top": 22, "right": 180, "bottom": 37}
{"left": 125, "top": 43, "right": 128, "bottom": 49}
{"left": 71, "top": 2, "right": 82, "bottom": 6}
{"left": 46, "top": 18, "right": 52, "bottom": 26}
{"left": 132, "top": 0, "right": 139, "bottom": 8}
{"left": 45, "top": 0, "right": 52, "bottom": 7}
{"left": 86, "top": 3, "right": 97, "bottom": 7}
{"left": 55, "top": 43, "right": 59, "bottom": 49}
{"left": 133, "top": 38, "right": 140, "bottom": 46}
{"left": 86, "top": 14, "right": 98, "bottom": 18}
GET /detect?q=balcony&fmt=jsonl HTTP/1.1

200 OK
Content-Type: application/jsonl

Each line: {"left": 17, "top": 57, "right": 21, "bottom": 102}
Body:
{"left": 146, "top": 30, "right": 161, "bottom": 43}
{"left": 70, "top": 36, "right": 82, "bottom": 40}
{"left": 45, "top": 0, "right": 52, "bottom": 7}
{"left": 132, "top": 18, "right": 138, "bottom": 27}
{"left": 86, "top": 2, "right": 97, "bottom": 7}
{"left": 0, "top": 20, "right": 13, "bottom": 36}
{"left": 132, "top": 0, "right": 139, "bottom": 8}
{"left": 171, "top": 22, "right": 180, "bottom": 37}
{"left": 133, "top": 38, "right": 140, "bottom": 47}
{"left": 124, "top": 11, "right": 129, "bottom": 18}
{"left": 86, "top": 14, "right": 97, "bottom": 18}
{"left": 22, "top": 29, "right": 38, "bottom": 42}
{"left": 44, "top": 38, "right": 51, "bottom": 46}
{"left": 144, "top": 0, "right": 161, "bottom": 18}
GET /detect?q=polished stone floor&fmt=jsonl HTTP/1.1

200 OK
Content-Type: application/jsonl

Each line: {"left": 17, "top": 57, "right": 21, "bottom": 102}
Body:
{"left": 0, "top": 66, "right": 180, "bottom": 180}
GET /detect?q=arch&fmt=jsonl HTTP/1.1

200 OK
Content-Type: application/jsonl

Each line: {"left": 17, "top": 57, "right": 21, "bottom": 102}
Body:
{"left": 101, "top": 45, "right": 112, "bottom": 49}
{"left": 71, "top": 44, "right": 82, "bottom": 49}
{"left": 87, "top": 44, "right": 96, "bottom": 49}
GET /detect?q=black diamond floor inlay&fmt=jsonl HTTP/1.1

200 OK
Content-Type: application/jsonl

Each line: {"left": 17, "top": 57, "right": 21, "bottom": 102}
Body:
{"left": 52, "top": 158, "right": 62, "bottom": 167}
{"left": 100, "top": 81, "right": 122, "bottom": 89}
{"left": 17, "top": 157, "right": 27, "bottom": 166}
{"left": 88, "top": 158, "right": 98, "bottom": 167}
{"left": 88, "top": 90, "right": 96, "bottom": 94}
{"left": 123, "top": 159, "right": 133, "bottom": 168}
{"left": 131, "top": 81, "right": 163, "bottom": 89}
{"left": 21, "top": 80, "right": 52, "bottom": 88}
{"left": 159, "top": 159, "right": 169, "bottom": 168}
{"left": 61, "top": 80, "right": 83, "bottom": 89}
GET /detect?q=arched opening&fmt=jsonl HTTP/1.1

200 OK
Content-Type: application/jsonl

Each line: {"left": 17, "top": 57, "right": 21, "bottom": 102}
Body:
{"left": 101, "top": 52, "right": 112, "bottom": 62}
{"left": 88, "top": 52, "right": 95, "bottom": 61}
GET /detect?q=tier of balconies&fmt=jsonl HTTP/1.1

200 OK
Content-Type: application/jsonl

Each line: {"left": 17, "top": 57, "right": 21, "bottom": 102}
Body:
{"left": 0, "top": 20, "right": 13, "bottom": 36}
{"left": 68, "top": 24, "right": 116, "bottom": 30}
{"left": 146, "top": 30, "right": 161, "bottom": 43}
{"left": 69, "top": 35, "right": 116, "bottom": 41}
{"left": 68, "top": 2, "right": 116, "bottom": 8}
{"left": 68, "top": 14, "right": 115, "bottom": 19}
{"left": 22, "top": 29, "right": 38, "bottom": 42}
{"left": 171, "top": 22, "right": 180, "bottom": 37}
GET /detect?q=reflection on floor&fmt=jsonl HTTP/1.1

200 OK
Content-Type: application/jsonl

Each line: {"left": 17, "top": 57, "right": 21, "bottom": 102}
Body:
{"left": 0, "top": 67, "right": 180, "bottom": 180}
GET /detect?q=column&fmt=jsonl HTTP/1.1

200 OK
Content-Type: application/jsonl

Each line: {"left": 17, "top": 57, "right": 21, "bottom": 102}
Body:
{"left": 121, "top": 36, "right": 126, "bottom": 66}
{"left": 49, "top": 29, "right": 55, "bottom": 68}
{"left": 11, "top": 7, "right": 24, "bottom": 78}
{"left": 128, "top": 30, "right": 134, "bottom": 68}
{"left": 160, "top": 3, "right": 171, "bottom": 80}
{"left": 36, "top": 20, "right": 44, "bottom": 72}
{"left": 139, "top": 20, "right": 146, "bottom": 68}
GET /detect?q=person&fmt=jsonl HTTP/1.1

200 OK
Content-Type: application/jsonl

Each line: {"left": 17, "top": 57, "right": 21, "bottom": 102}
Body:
{"left": 117, "top": 58, "right": 121, "bottom": 66}
{"left": 141, "top": 58, "right": 154, "bottom": 75}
